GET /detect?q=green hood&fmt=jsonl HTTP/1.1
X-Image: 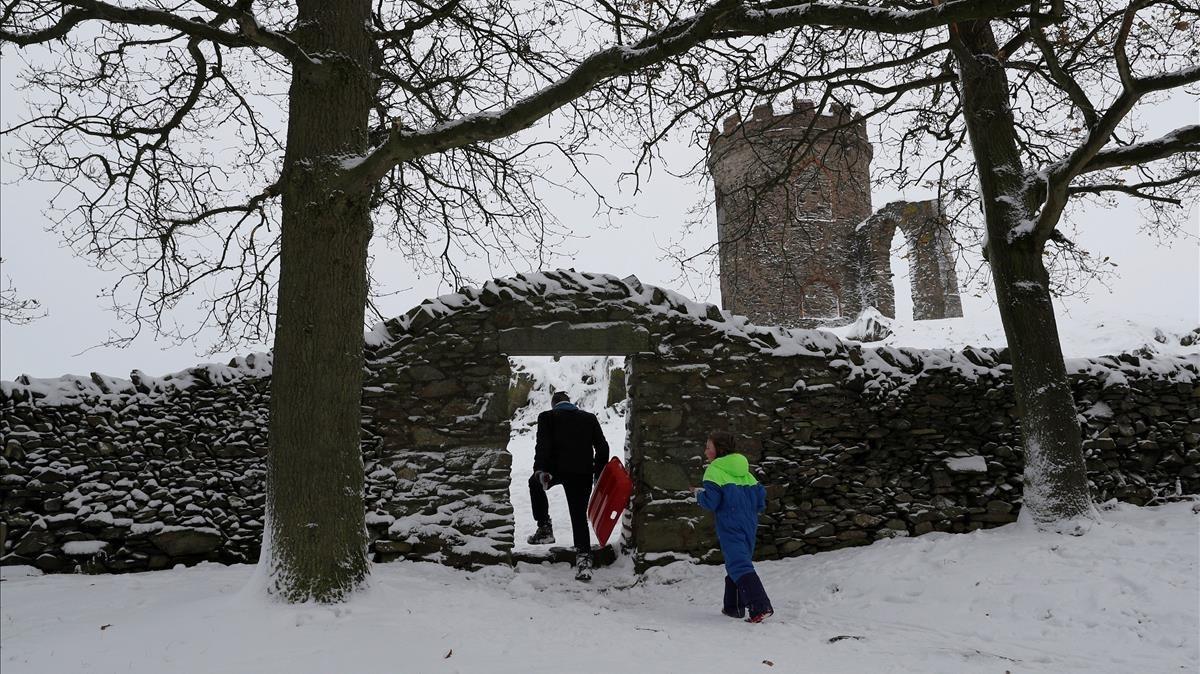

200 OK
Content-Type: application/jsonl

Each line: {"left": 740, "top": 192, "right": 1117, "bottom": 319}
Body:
{"left": 702, "top": 453, "right": 758, "bottom": 487}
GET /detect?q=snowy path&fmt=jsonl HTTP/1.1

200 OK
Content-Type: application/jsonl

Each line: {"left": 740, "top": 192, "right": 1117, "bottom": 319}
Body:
{"left": 3, "top": 502, "right": 1196, "bottom": 674}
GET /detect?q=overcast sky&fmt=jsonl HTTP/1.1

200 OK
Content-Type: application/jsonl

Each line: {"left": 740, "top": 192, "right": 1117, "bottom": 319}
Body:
{"left": 1, "top": 48, "right": 1197, "bottom": 381}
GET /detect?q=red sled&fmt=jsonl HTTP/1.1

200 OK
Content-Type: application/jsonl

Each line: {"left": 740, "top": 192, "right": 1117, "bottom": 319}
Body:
{"left": 588, "top": 457, "right": 633, "bottom": 546}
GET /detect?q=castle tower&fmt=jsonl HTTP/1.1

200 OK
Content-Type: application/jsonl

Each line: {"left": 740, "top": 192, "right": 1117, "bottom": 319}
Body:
{"left": 708, "top": 99, "right": 874, "bottom": 328}
{"left": 708, "top": 99, "right": 963, "bottom": 328}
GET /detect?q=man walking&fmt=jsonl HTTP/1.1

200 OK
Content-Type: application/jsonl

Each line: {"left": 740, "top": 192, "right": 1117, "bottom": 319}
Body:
{"left": 527, "top": 391, "right": 609, "bottom": 581}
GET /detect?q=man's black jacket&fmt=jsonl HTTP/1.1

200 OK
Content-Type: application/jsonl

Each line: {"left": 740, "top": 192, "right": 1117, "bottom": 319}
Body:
{"left": 533, "top": 404, "right": 609, "bottom": 479}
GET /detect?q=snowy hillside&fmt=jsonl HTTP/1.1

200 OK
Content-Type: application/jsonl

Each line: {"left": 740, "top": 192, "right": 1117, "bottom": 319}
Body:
{"left": 826, "top": 305, "right": 1199, "bottom": 359}
{"left": 2, "top": 501, "right": 1195, "bottom": 673}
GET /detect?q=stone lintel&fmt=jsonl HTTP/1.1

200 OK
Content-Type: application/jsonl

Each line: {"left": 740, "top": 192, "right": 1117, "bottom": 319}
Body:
{"left": 497, "top": 321, "right": 652, "bottom": 356}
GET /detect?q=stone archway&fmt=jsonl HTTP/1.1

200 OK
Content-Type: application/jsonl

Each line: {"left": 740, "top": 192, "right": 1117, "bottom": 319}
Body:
{"left": 854, "top": 200, "right": 964, "bottom": 320}
{"left": 4, "top": 269, "right": 1194, "bottom": 575}
{"left": 358, "top": 270, "right": 764, "bottom": 568}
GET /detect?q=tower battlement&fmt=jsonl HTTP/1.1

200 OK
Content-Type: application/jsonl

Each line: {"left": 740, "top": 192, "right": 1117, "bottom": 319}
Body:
{"left": 707, "top": 98, "right": 871, "bottom": 156}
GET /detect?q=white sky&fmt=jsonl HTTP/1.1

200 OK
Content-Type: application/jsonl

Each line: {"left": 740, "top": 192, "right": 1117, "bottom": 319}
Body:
{"left": 1, "top": 48, "right": 1197, "bottom": 380}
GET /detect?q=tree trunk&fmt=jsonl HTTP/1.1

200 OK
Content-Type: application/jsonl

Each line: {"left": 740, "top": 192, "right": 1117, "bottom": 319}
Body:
{"left": 952, "top": 21, "right": 1094, "bottom": 528}
{"left": 265, "top": 0, "right": 374, "bottom": 602}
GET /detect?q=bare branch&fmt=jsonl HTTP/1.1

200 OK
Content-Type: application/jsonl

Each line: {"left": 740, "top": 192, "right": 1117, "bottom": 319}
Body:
{"left": 348, "top": 0, "right": 1028, "bottom": 187}
{"left": 1081, "top": 125, "right": 1200, "bottom": 173}
{"left": 0, "top": 0, "right": 315, "bottom": 65}
{"left": 1068, "top": 167, "right": 1200, "bottom": 205}
{"left": 0, "top": 258, "right": 46, "bottom": 325}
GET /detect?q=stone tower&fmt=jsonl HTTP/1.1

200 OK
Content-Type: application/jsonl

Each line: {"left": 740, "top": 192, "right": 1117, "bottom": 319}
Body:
{"left": 708, "top": 99, "right": 963, "bottom": 328}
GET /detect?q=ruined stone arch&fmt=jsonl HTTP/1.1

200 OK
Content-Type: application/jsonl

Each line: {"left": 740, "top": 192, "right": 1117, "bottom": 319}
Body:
{"left": 853, "top": 200, "right": 964, "bottom": 321}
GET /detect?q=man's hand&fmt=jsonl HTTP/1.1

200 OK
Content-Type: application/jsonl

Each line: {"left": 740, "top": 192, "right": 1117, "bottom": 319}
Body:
{"left": 534, "top": 471, "right": 553, "bottom": 491}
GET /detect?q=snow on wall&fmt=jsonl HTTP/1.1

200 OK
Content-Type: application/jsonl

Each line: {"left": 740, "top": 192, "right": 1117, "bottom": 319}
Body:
{"left": 2, "top": 269, "right": 1198, "bottom": 575}
{"left": 1, "top": 352, "right": 272, "bottom": 408}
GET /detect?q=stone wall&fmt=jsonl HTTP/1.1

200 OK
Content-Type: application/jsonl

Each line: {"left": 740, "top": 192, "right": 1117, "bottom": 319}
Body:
{"left": 627, "top": 347, "right": 1200, "bottom": 568}
{"left": 3, "top": 270, "right": 1197, "bottom": 575}
{"left": 1, "top": 358, "right": 273, "bottom": 573}
{"left": 0, "top": 355, "right": 519, "bottom": 574}
{"left": 359, "top": 302, "right": 516, "bottom": 568}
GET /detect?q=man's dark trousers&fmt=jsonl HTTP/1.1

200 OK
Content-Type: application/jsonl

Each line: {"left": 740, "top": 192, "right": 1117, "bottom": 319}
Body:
{"left": 529, "top": 473, "right": 592, "bottom": 553}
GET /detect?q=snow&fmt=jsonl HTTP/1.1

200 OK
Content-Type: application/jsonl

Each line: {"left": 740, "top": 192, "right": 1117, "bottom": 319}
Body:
{"left": 1084, "top": 122, "right": 1200, "bottom": 170}
{"left": 1, "top": 352, "right": 272, "bottom": 407}
{"left": 823, "top": 304, "right": 1199, "bottom": 359}
{"left": 0, "top": 566, "right": 42, "bottom": 579}
{"left": 2, "top": 502, "right": 1194, "bottom": 673}
{"left": 337, "top": 154, "right": 367, "bottom": 170}
{"left": 81, "top": 510, "right": 115, "bottom": 526}
{"left": 944, "top": 455, "right": 988, "bottom": 474}
{"left": 60, "top": 540, "right": 108, "bottom": 556}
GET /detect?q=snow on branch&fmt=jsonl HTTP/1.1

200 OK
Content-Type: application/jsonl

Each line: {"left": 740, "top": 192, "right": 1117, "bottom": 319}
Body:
{"left": 1081, "top": 125, "right": 1200, "bottom": 175}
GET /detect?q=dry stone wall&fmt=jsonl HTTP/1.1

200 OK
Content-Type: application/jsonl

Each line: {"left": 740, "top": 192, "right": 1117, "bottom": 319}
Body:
{"left": 3, "top": 270, "right": 1198, "bottom": 575}
{"left": 627, "top": 347, "right": 1200, "bottom": 568}
{"left": 1, "top": 357, "right": 273, "bottom": 573}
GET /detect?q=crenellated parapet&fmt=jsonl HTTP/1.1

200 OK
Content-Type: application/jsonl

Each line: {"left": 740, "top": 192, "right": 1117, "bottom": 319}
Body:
{"left": 707, "top": 98, "right": 872, "bottom": 157}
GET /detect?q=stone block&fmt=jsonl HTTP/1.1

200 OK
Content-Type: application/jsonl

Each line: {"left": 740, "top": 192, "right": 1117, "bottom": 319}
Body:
{"left": 151, "top": 527, "right": 222, "bottom": 557}
{"left": 498, "top": 322, "right": 652, "bottom": 356}
{"left": 641, "top": 460, "right": 692, "bottom": 491}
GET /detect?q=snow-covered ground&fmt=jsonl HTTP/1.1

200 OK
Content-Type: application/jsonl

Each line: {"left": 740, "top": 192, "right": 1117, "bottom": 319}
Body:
{"left": 825, "top": 304, "right": 1198, "bottom": 359}
{"left": 2, "top": 501, "right": 1195, "bottom": 673}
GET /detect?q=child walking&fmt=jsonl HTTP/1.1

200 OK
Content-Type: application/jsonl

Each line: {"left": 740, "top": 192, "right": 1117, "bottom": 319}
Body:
{"left": 695, "top": 430, "right": 774, "bottom": 623}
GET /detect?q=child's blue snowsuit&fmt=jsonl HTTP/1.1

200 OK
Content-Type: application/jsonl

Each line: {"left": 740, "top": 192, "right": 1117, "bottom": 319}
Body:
{"left": 697, "top": 452, "right": 773, "bottom": 619}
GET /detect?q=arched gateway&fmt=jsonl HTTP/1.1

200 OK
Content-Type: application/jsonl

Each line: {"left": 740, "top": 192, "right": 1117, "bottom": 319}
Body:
{"left": 359, "top": 269, "right": 849, "bottom": 569}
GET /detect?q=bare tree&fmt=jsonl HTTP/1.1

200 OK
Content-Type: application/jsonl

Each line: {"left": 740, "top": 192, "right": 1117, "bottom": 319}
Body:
{"left": 948, "top": 1, "right": 1198, "bottom": 528}
{"left": 0, "top": 258, "right": 46, "bottom": 324}
{"left": 2, "top": 0, "right": 1031, "bottom": 602}
{"left": 650, "top": 1, "right": 1196, "bottom": 530}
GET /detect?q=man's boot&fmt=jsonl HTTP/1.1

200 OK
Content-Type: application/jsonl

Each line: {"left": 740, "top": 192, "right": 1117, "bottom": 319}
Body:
{"left": 526, "top": 521, "right": 555, "bottom": 545}
{"left": 574, "top": 551, "right": 593, "bottom": 582}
